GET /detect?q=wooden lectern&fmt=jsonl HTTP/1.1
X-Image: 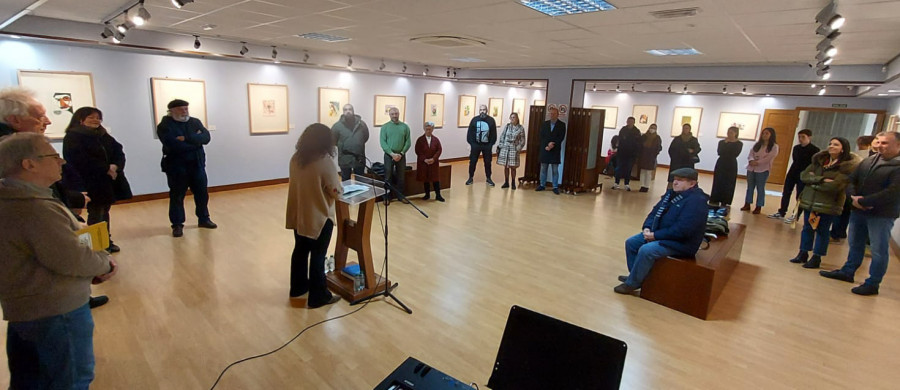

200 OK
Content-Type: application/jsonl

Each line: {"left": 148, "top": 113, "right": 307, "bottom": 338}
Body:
{"left": 326, "top": 178, "right": 390, "bottom": 303}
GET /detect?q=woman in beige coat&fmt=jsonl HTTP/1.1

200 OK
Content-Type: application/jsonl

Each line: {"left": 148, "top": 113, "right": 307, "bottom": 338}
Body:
{"left": 286, "top": 123, "right": 343, "bottom": 308}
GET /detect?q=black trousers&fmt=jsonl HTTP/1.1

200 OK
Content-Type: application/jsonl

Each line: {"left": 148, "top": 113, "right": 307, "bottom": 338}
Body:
{"left": 423, "top": 182, "right": 442, "bottom": 197}
{"left": 468, "top": 144, "right": 493, "bottom": 178}
{"left": 778, "top": 173, "right": 805, "bottom": 215}
{"left": 340, "top": 164, "right": 365, "bottom": 181}
{"left": 165, "top": 164, "right": 210, "bottom": 226}
{"left": 383, "top": 154, "right": 406, "bottom": 199}
{"left": 87, "top": 202, "right": 112, "bottom": 245}
{"left": 291, "top": 220, "right": 334, "bottom": 305}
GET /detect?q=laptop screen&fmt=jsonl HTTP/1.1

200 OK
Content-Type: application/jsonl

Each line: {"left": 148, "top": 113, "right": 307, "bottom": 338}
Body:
{"left": 486, "top": 305, "right": 627, "bottom": 390}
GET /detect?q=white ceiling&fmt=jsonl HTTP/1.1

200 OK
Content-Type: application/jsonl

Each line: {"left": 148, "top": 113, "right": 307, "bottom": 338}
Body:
{"left": 7, "top": 0, "right": 900, "bottom": 70}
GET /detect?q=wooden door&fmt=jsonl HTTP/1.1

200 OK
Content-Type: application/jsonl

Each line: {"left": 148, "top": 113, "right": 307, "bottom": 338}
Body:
{"left": 761, "top": 109, "right": 799, "bottom": 185}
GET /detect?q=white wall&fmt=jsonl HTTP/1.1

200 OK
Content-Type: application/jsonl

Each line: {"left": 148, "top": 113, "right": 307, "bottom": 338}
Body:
{"left": 583, "top": 91, "right": 889, "bottom": 175}
{"left": 0, "top": 38, "right": 543, "bottom": 195}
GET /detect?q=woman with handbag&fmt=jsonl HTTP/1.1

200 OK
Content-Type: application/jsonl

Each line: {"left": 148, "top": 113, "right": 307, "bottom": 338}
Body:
{"left": 788, "top": 137, "right": 860, "bottom": 268}
{"left": 496, "top": 112, "right": 526, "bottom": 189}
{"left": 63, "top": 107, "right": 129, "bottom": 253}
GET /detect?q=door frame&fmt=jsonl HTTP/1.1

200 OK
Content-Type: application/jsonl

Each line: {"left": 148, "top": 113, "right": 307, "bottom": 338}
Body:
{"left": 795, "top": 107, "right": 887, "bottom": 134}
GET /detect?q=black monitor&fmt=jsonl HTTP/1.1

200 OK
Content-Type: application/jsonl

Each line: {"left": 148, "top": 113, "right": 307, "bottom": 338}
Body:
{"left": 487, "top": 305, "right": 627, "bottom": 390}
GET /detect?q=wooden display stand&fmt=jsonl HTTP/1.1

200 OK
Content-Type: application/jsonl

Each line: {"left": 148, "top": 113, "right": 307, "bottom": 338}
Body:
{"left": 326, "top": 179, "right": 390, "bottom": 303}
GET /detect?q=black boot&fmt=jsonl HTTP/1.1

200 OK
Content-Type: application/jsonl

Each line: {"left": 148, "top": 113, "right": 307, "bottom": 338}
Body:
{"left": 422, "top": 182, "right": 431, "bottom": 200}
{"left": 789, "top": 251, "right": 809, "bottom": 264}
{"left": 434, "top": 182, "right": 445, "bottom": 202}
{"left": 803, "top": 255, "right": 822, "bottom": 269}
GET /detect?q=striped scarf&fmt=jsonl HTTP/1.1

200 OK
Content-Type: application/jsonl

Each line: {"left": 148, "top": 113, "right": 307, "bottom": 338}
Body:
{"left": 651, "top": 190, "right": 685, "bottom": 231}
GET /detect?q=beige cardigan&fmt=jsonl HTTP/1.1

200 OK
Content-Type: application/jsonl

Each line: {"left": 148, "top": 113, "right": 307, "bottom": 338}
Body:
{"left": 285, "top": 154, "right": 343, "bottom": 239}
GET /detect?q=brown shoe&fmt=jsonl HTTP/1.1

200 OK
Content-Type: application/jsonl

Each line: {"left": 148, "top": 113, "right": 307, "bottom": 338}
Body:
{"left": 752, "top": 206, "right": 761, "bottom": 214}
{"left": 613, "top": 283, "right": 639, "bottom": 295}
{"left": 740, "top": 203, "right": 751, "bottom": 211}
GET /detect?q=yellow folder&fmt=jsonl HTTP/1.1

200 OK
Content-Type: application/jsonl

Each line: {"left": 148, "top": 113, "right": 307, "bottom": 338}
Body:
{"left": 74, "top": 222, "right": 110, "bottom": 252}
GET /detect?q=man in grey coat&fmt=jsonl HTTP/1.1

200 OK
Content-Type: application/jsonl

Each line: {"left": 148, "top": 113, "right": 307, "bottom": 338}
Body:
{"left": 332, "top": 104, "right": 370, "bottom": 180}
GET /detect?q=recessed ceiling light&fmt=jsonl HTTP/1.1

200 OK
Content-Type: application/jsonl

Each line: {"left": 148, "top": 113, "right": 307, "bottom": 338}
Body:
{"left": 646, "top": 48, "right": 702, "bottom": 56}
{"left": 889, "top": 90, "right": 900, "bottom": 93}
{"left": 451, "top": 57, "right": 486, "bottom": 63}
{"left": 519, "top": 0, "right": 616, "bottom": 17}
{"left": 297, "top": 32, "right": 351, "bottom": 42}
{"left": 878, "top": 93, "right": 889, "bottom": 96}
{"left": 201, "top": 24, "right": 217, "bottom": 31}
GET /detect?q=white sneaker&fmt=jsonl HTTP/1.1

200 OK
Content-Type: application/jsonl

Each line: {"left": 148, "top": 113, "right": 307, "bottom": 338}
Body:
{"left": 767, "top": 212, "right": 784, "bottom": 219}
{"left": 612, "top": 184, "right": 620, "bottom": 190}
{"left": 783, "top": 216, "right": 795, "bottom": 224}
{"left": 625, "top": 185, "right": 631, "bottom": 191}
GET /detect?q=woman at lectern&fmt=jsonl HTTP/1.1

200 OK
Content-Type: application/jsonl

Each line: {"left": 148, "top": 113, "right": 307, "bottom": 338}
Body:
{"left": 286, "top": 123, "right": 343, "bottom": 308}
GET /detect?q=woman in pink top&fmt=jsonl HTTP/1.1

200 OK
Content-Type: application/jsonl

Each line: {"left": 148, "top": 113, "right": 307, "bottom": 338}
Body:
{"left": 741, "top": 127, "right": 779, "bottom": 214}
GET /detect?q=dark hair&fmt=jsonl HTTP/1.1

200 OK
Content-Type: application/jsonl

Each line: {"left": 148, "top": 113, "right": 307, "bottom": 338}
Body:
{"left": 610, "top": 135, "right": 619, "bottom": 148}
{"left": 627, "top": 116, "right": 635, "bottom": 121}
{"left": 727, "top": 126, "right": 740, "bottom": 138}
{"left": 66, "top": 106, "right": 103, "bottom": 132}
{"left": 798, "top": 129, "right": 812, "bottom": 137}
{"left": 753, "top": 127, "right": 776, "bottom": 153}
{"left": 857, "top": 135, "right": 874, "bottom": 148}
{"left": 830, "top": 137, "right": 852, "bottom": 162}
{"left": 294, "top": 123, "right": 336, "bottom": 167}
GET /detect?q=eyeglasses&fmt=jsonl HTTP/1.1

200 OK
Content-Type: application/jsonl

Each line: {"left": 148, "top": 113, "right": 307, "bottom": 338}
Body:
{"left": 36, "top": 153, "right": 63, "bottom": 161}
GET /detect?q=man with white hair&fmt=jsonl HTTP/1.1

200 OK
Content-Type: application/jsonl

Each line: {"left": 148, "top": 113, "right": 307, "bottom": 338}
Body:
{"left": 0, "top": 132, "right": 117, "bottom": 388}
{"left": 0, "top": 87, "right": 52, "bottom": 136}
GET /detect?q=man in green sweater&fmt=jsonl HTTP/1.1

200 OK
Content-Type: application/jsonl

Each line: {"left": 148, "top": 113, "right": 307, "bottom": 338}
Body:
{"left": 379, "top": 107, "right": 411, "bottom": 200}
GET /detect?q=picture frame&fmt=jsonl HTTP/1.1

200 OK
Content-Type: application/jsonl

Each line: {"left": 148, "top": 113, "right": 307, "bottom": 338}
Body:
{"left": 512, "top": 98, "right": 526, "bottom": 127}
{"left": 17, "top": 70, "right": 96, "bottom": 140}
{"left": 631, "top": 105, "right": 658, "bottom": 133}
{"left": 458, "top": 95, "right": 476, "bottom": 127}
{"left": 423, "top": 93, "right": 445, "bottom": 128}
{"left": 534, "top": 99, "right": 546, "bottom": 106}
{"left": 151, "top": 77, "right": 208, "bottom": 131}
{"left": 318, "top": 87, "right": 349, "bottom": 128}
{"left": 247, "top": 83, "right": 289, "bottom": 135}
{"left": 671, "top": 106, "right": 703, "bottom": 137}
{"left": 717, "top": 112, "right": 761, "bottom": 140}
{"left": 489, "top": 97, "right": 504, "bottom": 127}
{"left": 591, "top": 105, "right": 618, "bottom": 129}
{"left": 887, "top": 115, "right": 898, "bottom": 132}
{"left": 374, "top": 95, "right": 406, "bottom": 127}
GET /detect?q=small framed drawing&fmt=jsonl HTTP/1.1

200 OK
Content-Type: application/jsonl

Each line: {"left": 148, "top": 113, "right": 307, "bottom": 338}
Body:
{"left": 247, "top": 83, "right": 289, "bottom": 135}
{"left": 671, "top": 106, "right": 703, "bottom": 137}
{"left": 374, "top": 95, "right": 406, "bottom": 127}
{"left": 151, "top": 77, "right": 207, "bottom": 130}
{"left": 887, "top": 115, "right": 898, "bottom": 132}
{"left": 318, "top": 87, "right": 349, "bottom": 128}
{"left": 18, "top": 70, "right": 96, "bottom": 140}
{"left": 424, "top": 93, "right": 444, "bottom": 128}
{"left": 512, "top": 98, "right": 526, "bottom": 127}
{"left": 717, "top": 112, "right": 761, "bottom": 140}
{"left": 534, "top": 99, "right": 545, "bottom": 106}
{"left": 591, "top": 105, "right": 618, "bottom": 129}
{"left": 458, "top": 95, "right": 476, "bottom": 127}
{"left": 489, "top": 97, "right": 504, "bottom": 127}
{"left": 631, "top": 105, "right": 658, "bottom": 133}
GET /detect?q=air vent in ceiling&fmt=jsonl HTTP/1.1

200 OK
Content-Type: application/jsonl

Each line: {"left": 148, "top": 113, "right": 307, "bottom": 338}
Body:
{"left": 649, "top": 7, "right": 701, "bottom": 19}
{"left": 297, "top": 32, "right": 350, "bottom": 42}
{"left": 410, "top": 36, "right": 486, "bottom": 48}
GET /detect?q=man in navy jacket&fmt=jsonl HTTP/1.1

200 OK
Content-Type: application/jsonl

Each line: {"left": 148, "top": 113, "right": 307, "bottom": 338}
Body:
{"left": 615, "top": 168, "right": 709, "bottom": 294}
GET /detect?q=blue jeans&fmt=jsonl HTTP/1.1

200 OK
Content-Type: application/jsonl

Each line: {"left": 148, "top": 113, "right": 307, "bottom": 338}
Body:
{"left": 539, "top": 163, "right": 560, "bottom": 189}
{"left": 799, "top": 210, "right": 835, "bottom": 256}
{"left": 6, "top": 303, "right": 94, "bottom": 390}
{"left": 624, "top": 233, "right": 678, "bottom": 288}
{"left": 839, "top": 212, "right": 895, "bottom": 286}
{"left": 744, "top": 170, "right": 769, "bottom": 207}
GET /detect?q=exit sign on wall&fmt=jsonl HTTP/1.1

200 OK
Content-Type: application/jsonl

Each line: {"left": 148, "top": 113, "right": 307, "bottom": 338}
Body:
{"left": 832, "top": 104, "right": 848, "bottom": 108}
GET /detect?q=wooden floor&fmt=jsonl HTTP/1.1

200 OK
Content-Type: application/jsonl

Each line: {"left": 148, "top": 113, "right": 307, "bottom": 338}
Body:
{"left": 2, "top": 160, "right": 899, "bottom": 389}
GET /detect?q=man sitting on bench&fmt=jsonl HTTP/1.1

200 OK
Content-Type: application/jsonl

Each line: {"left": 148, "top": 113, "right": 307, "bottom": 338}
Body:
{"left": 615, "top": 168, "right": 708, "bottom": 294}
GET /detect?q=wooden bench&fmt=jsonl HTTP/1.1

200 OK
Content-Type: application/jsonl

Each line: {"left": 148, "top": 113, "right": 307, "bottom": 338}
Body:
{"left": 640, "top": 223, "right": 745, "bottom": 320}
{"left": 365, "top": 163, "right": 452, "bottom": 197}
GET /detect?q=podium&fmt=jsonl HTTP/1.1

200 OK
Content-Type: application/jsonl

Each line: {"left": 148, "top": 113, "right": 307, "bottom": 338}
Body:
{"left": 326, "top": 178, "right": 390, "bottom": 303}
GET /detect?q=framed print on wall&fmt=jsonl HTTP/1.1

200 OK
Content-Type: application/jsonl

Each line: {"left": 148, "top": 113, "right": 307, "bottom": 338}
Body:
{"left": 17, "top": 70, "right": 96, "bottom": 140}
{"left": 512, "top": 98, "right": 526, "bottom": 127}
{"left": 631, "top": 105, "right": 658, "bottom": 133}
{"left": 247, "top": 83, "right": 289, "bottom": 135}
{"left": 151, "top": 77, "right": 207, "bottom": 130}
{"left": 424, "top": 93, "right": 445, "bottom": 128}
{"left": 591, "top": 106, "right": 618, "bottom": 129}
{"left": 318, "top": 87, "right": 349, "bottom": 128}
{"left": 671, "top": 106, "right": 703, "bottom": 137}
{"left": 458, "top": 95, "right": 476, "bottom": 127}
{"left": 374, "top": 95, "right": 406, "bottom": 127}
{"left": 717, "top": 112, "right": 761, "bottom": 140}
{"left": 534, "top": 99, "right": 545, "bottom": 106}
{"left": 489, "top": 97, "right": 504, "bottom": 127}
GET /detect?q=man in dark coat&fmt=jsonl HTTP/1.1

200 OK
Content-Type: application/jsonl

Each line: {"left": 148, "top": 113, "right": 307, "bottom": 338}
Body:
{"left": 157, "top": 99, "right": 216, "bottom": 237}
{"left": 332, "top": 104, "right": 369, "bottom": 180}
{"left": 820, "top": 131, "right": 900, "bottom": 295}
{"left": 614, "top": 116, "right": 642, "bottom": 191}
{"left": 466, "top": 104, "right": 497, "bottom": 186}
{"left": 614, "top": 168, "right": 709, "bottom": 294}
{"left": 536, "top": 105, "right": 566, "bottom": 194}
{"left": 770, "top": 129, "right": 819, "bottom": 220}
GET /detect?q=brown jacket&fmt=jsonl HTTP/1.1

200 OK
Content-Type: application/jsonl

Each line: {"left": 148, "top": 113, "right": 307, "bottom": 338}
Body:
{"left": 0, "top": 178, "right": 111, "bottom": 322}
{"left": 285, "top": 155, "right": 343, "bottom": 239}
